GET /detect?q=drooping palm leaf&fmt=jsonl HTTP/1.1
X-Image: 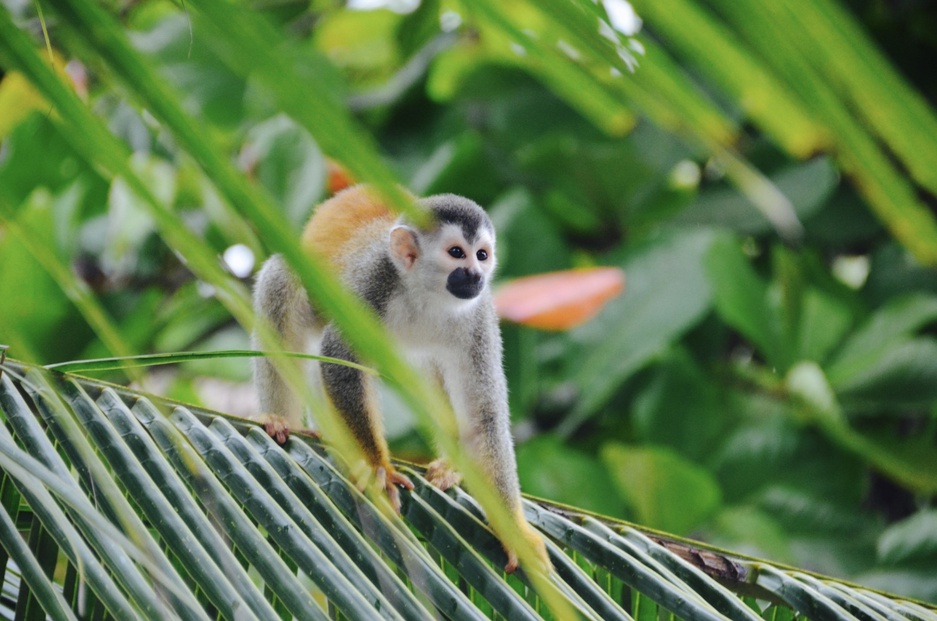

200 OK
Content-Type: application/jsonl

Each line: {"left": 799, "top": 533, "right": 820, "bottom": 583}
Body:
{"left": 0, "top": 360, "right": 933, "bottom": 620}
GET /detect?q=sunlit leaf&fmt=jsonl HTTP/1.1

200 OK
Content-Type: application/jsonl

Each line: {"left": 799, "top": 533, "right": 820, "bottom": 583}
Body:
{"left": 0, "top": 71, "right": 47, "bottom": 137}
{"left": 629, "top": 0, "right": 827, "bottom": 158}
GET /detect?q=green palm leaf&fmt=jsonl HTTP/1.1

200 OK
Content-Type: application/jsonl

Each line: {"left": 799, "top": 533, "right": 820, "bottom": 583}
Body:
{"left": 0, "top": 361, "right": 933, "bottom": 620}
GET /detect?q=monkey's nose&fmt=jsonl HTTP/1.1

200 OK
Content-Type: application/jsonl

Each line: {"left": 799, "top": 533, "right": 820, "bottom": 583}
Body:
{"left": 447, "top": 268, "right": 484, "bottom": 299}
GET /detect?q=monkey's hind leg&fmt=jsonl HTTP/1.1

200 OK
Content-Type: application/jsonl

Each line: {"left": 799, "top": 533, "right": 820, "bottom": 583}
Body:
{"left": 320, "top": 327, "right": 413, "bottom": 511}
{"left": 252, "top": 254, "right": 320, "bottom": 442}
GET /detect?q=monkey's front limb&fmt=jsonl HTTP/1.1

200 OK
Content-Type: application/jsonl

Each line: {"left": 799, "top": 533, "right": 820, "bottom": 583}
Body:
{"left": 443, "top": 343, "right": 550, "bottom": 573}
{"left": 320, "top": 328, "right": 414, "bottom": 511}
{"left": 462, "top": 416, "right": 550, "bottom": 573}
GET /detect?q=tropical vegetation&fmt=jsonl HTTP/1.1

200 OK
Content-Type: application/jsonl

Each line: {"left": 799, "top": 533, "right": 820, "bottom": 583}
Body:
{"left": 1, "top": 0, "right": 937, "bottom": 616}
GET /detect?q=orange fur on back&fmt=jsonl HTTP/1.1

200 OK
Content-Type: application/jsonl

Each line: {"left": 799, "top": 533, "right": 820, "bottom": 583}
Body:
{"left": 301, "top": 185, "right": 402, "bottom": 273}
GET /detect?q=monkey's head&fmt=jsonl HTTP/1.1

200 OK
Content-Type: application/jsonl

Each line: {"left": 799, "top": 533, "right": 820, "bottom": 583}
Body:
{"left": 389, "top": 194, "right": 496, "bottom": 308}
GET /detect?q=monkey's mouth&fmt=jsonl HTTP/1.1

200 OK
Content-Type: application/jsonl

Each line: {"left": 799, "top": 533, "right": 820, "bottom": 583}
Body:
{"left": 447, "top": 284, "right": 482, "bottom": 299}
{"left": 447, "top": 269, "right": 483, "bottom": 299}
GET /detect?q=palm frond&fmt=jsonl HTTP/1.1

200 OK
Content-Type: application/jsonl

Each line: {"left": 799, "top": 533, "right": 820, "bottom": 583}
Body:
{"left": 0, "top": 360, "right": 933, "bottom": 620}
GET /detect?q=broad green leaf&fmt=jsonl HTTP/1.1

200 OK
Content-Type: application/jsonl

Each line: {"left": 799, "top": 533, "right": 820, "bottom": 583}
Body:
{"left": 0, "top": 114, "right": 105, "bottom": 209}
{"left": 866, "top": 243, "right": 937, "bottom": 303}
{"left": 0, "top": 191, "right": 135, "bottom": 374}
{"left": 754, "top": 485, "right": 877, "bottom": 540}
{"left": 0, "top": 193, "right": 84, "bottom": 362}
{"left": 795, "top": 288, "right": 852, "bottom": 364}
{"left": 705, "top": 235, "right": 784, "bottom": 367}
{"left": 130, "top": 13, "right": 248, "bottom": 128}
{"left": 542, "top": 187, "right": 605, "bottom": 234}
{"left": 601, "top": 443, "right": 722, "bottom": 535}
{"left": 488, "top": 186, "right": 571, "bottom": 278}
{"left": 877, "top": 510, "right": 937, "bottom": 566}
{"left": 152, "top": 282, "right": 230, "bottom": 352}
{"left": 833, "top": 338, "right": 937, "bottom": 408}
{"left": 712, "top": 392, "right": 865, "bottom": 507}
{"left": 632, "top": 347, "right": 730, "bottom": 462}
{"left": 787, "top": 361, "right": 851, "bottom": 428}
{"left": 313, "top": 8, "right": 403, "bottom": 89}
{"left": 827, "top": 293, "right": 937, "bottom": 384}
{"left": 787, "top": 361, "right": 937, "bottom": 494}
{"left": 561, "top": 229, "right": 713, "bottom": 432}
{"left": 104, "top": 154, "right": 174, "bottom": 276}
{"left": 409, "top": 131, "right": 500, "bottom": 200}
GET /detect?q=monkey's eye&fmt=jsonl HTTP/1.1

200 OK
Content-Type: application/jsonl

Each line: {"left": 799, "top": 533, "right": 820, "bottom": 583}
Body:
{"left": 476, "top": 249, "right": 488, "bottom": 261}
{"left": 448, "top": 246, "right": 466, "bottom": 259}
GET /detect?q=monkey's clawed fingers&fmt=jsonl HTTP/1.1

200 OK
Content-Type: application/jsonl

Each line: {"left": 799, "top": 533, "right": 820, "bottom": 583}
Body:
{"left": 504, "top": 551, "right": 519, "bottom": 575}
{"left": 359, "top": 465, "right": 413, "bottom": 514}
{"left": 381, "top": 467, "right": 414, "bottom": 513}
{"left": 262, "top": 414, "right": 291, "bottom": 445}
{"left": 261, "top": 414, "right": 320, "bottom": 445}
{"left": 386, "top": 468, "right": 415, "bottom": 491}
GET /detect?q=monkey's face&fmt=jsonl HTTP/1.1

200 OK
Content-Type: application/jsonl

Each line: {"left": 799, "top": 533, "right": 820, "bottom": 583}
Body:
{"left": 439, "top": 226, "right": 495, "bottom": 300}
{"left": 390, "top": 196, "right": 497, "bottom": 309}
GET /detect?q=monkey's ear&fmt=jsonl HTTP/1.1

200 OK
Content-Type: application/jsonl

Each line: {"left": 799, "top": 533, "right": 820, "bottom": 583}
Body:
{"left": 389, "top": 225, "right": 421, "bottom": 270}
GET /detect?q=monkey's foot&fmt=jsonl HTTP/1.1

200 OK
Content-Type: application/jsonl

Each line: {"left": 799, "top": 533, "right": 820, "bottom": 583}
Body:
{"left": 380, "top": 466, "right": 415, "bottom": 513}
{"left": 424, "top": 458, "right": 462, "bottom": 491}
{"left": 261, "top": 414, "right": 291, "bottom": 444}
{"left": 354, "top": 463, "right": 414, "bottom": 513}
{"left": 504, "top": 521, "right": 551, "bottom": 574}
{"left": 259, "top": 414, "right": 319, "bottom": 445}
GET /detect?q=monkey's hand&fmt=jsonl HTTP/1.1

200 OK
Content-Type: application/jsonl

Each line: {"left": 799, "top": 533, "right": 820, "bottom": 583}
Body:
{"left": 381, "top": 466, "right": 415, "bottom": 513}
{"left": 504, "top": 521, "right": 551, "bottom": 574}
{"left": 261, "top": 414, "right": 292, "bottom": 445}
{"left": 353, "top": 462, "right": 414, "bottom": 513}
{"left": 424, "top": 458, "right": 463, "bottom": 490}
{"left": 259, "top": 414, "right": 319, "bottom": 445}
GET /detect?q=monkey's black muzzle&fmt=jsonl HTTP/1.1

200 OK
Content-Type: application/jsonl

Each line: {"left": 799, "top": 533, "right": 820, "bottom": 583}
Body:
{"left": 447, "top": 268, "right": 484, "bottom": 299}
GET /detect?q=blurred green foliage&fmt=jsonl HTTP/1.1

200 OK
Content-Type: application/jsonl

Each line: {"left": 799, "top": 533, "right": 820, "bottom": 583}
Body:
{"left": 1, "top": 0, "right": 936, "bottom": 605}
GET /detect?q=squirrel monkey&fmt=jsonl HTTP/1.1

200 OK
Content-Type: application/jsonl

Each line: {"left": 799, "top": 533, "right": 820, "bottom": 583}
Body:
{"left": 252, "top": 185, "right": 547, "bottom": 572}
